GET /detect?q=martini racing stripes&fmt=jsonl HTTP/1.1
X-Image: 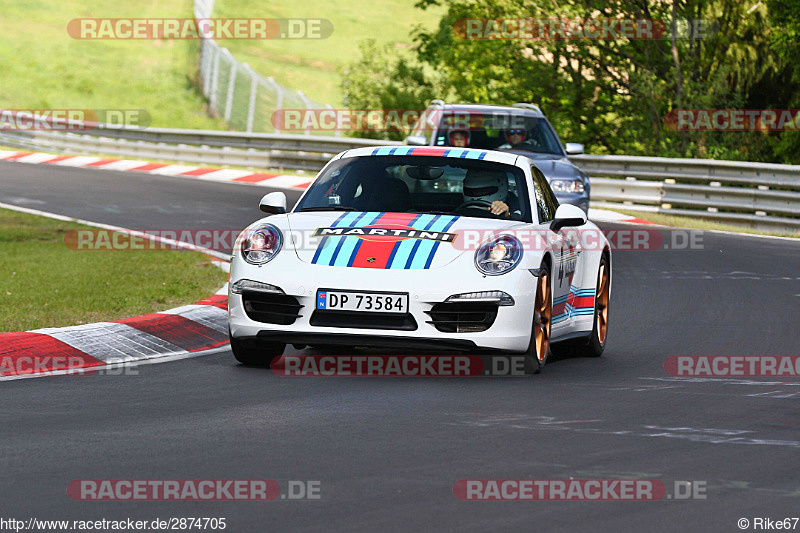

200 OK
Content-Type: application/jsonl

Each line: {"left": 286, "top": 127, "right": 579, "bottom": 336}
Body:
{"left": 414, "top": 214, "right": 459, "bottom": 270}
{"left": 553, "top": 286, "right": 595, "bottom": 324}
{"left": 310, "top": 211, "right": 360, "bottom": 265}
{"left": 310, "top": 212, "right": 460, "bottom": 269}
{"left": 350, "top": 212, "right": 421, "bottom": 269}
{"left": 370, "top": 146, "right": 488, "bottom": 159}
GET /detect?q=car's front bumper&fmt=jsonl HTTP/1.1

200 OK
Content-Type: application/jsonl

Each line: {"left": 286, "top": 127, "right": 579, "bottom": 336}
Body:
{"left": 228, "top": 256, "right": 538, "bottom": 353}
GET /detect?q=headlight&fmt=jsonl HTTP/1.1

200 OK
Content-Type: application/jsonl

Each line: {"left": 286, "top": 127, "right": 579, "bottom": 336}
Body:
{"left": 474, "top": 235, "right": 523, "bottom": 276}
{"left": 550, "top": 179, "right": 585, "bottom": 194}
{"left": 240, "top": 224, "right": 283, "bottom": 265}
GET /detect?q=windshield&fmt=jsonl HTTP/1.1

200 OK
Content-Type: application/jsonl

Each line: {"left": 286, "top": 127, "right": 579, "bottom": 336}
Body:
{"left": 435, "top": 112, "right": 564, "bottom": 155}
{"left": 295, "top": 155, "right": 532, "bottom": 222}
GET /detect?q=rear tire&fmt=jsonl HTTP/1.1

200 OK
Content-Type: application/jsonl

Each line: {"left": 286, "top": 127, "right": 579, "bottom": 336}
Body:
{"left": 524, "top": 261, "right": 552, "bottom": 374}
{"left": 229, "top": 332, "right": 285, "bottom": 367}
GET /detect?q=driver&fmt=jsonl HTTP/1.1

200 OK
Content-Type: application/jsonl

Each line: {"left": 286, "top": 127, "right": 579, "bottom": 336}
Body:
{"left": 498, "top": 128, "right": 526, "bottom": 149}
{"left": 462, "top": 169, "right": 520, "bottom": 218}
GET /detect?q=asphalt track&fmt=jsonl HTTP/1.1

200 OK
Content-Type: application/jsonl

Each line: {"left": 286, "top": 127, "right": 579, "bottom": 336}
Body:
{"left": 1, "top": 160, "right": 799, "bottom": 532}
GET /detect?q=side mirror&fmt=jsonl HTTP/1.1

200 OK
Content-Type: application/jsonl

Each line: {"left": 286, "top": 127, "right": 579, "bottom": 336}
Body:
{"left": 565, "top": 142, "right": 584, "bottom": 155}
{"left": 405, "top": 135, "right": 428, "bottom": 146}
{"left": 550, "top": 204, "right": 587, "bottom": 231}
{"left": 259, "top": 192, "right": 287, "bottom": 214}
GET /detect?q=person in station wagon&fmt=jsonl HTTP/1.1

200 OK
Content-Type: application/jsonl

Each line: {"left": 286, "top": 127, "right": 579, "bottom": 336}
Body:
{"left": 448, "top": 129, "right": 470, "bottom": 147}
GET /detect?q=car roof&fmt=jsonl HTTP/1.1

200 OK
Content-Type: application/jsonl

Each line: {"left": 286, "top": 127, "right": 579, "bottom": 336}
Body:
{"left": 340, "top": 146, "right": 521, "bottom": 166}
{"left": 436, "top": 103, "right": 545, "bottom": 118}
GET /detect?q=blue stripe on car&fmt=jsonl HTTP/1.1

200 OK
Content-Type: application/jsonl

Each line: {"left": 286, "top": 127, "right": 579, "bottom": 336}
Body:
{"left": 408, "top": 215, "right": 452, "bottom": 269}
{"left": 313, "top": 211, "right": 368, "bottom": 265}
{"left": 422, "top": 215, "right": 459, "bottom": 269}
{"left": 387, "top": 214, "right": 435, "bottom": 269}
{"left": 311, "top": 212, "right": 351, "bottom": 264}
{"left": 334, "top": 212, "right": 384, "bottom": 266}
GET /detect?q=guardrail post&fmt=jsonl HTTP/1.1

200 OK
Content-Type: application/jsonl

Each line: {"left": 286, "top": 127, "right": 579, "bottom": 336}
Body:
{"left": 224, "top": 53, "right": 237, "bottom": 122}
{"left": 209, "top": 45, "right": 221, "bottom": 113}
{"left": 266, "top": 77, "right": 283, "bottom": 134}
{"left": 298, "top": 91, "right": 312, "bottom": 136}
{"left": 327, "top": 104, "right": 339, "bottom": 137}
{"left": 244, "top": 64, "right": 258, "bottom": 133}
{"left": 200, "top": 40, "right": 212, "bottom": 98}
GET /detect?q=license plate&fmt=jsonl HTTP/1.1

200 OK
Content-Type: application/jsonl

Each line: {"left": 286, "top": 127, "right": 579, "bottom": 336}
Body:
{"left": 316, "top": 289, "right": 408, "bottom": 314}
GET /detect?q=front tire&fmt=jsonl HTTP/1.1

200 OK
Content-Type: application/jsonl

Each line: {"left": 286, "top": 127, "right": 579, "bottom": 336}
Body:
{"left": 229, "top": 332, "right": 285, "bottom": 367}
{"left": 524, "top": 262, "right": 552, "bottom": 374}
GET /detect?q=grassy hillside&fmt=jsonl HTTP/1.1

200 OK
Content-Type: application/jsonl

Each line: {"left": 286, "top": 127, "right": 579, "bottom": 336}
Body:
{"left": 0, "top": 0, "right": 225, "bottom": 129}
{"left": 212, "top": 0, "right": 445, "bottom": 106}
{"left": 0, "top": 0, "right": 442, "bottom": 129}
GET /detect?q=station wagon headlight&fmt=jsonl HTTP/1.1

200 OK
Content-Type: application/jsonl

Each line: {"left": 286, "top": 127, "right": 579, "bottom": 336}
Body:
{"left": 550, "top": 179, "right": 585, "bottom": 194}
{"left": 475, "top": 235, "right": 523, "bottom": 276}
{"left": 241, "top": 224, "right": 283, "bottom": 265}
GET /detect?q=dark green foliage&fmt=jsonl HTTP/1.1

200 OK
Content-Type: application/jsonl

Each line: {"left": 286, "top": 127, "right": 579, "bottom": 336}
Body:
{"left": 342, "top": 0, "right": 800, "bottom": 163}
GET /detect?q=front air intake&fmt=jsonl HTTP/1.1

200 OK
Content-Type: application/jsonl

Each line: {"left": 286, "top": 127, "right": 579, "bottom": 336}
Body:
{"left": 242, "top": 292, "right": 303, "bottom": 325}
{"left": 425, "top": 302, "right": 499, "bottom": 333}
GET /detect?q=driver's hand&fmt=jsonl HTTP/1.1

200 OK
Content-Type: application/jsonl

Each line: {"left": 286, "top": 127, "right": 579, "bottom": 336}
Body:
{"left": 488, "top": 201, "right": 510, "bottom": 217}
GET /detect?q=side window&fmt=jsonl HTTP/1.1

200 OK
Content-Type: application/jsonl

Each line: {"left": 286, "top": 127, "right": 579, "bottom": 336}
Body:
{"left": 531, "top": 166, "right": 558, "bottom": 223}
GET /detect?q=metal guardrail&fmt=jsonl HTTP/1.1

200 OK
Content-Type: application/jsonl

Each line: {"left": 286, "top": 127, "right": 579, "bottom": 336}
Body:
{"left": 0, "top": 126, "right": 798, "bottom": 233}
{"left": 0, "top": 127, "right": 394, "bottom": 172}
{"left": 570, "top": 154, "right": 800, "bottom": 233}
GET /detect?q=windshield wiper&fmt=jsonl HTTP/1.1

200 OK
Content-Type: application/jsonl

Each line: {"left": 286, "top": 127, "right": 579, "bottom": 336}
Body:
{"left": 407, "top": 210, "right": 453, "bottom": 215}
{"left": 298, "top": 206, "right": 357, "bottom": 212}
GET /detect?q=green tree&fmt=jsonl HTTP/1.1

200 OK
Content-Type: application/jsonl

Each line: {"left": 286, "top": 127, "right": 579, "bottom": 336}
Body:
{"left": 341, "top": 40, "right": 443, "bottom": 140}
{"left": 341, "top": 0, "right": 800, "bottom": 162}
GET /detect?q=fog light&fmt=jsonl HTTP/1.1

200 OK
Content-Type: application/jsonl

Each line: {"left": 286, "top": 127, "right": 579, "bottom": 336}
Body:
{"left": 445, "top": 291, "right": 515, "bottom": 306}
{"left": 231, "top": 280, "right": 284, "bottom": 295}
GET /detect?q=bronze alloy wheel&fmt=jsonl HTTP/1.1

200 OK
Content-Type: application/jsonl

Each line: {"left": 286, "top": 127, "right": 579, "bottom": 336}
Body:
{"left": 534, "top": 270, "right": 552, "bottom": 362}
{"left": 595, "top": 260, "right": 610, "bottom": 345}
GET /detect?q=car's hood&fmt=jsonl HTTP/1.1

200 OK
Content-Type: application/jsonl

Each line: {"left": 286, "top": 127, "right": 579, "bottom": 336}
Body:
{"left": 508, "top": 152, "right": 587, "bottom": 181}
{"left": 286, "top": 211, "right": 526, "bottom": 270}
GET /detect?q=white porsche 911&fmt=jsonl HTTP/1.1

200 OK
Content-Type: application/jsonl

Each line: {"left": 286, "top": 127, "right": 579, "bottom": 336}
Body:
{"left": 228, "top": 146, "right": 611, "bottom": 373}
